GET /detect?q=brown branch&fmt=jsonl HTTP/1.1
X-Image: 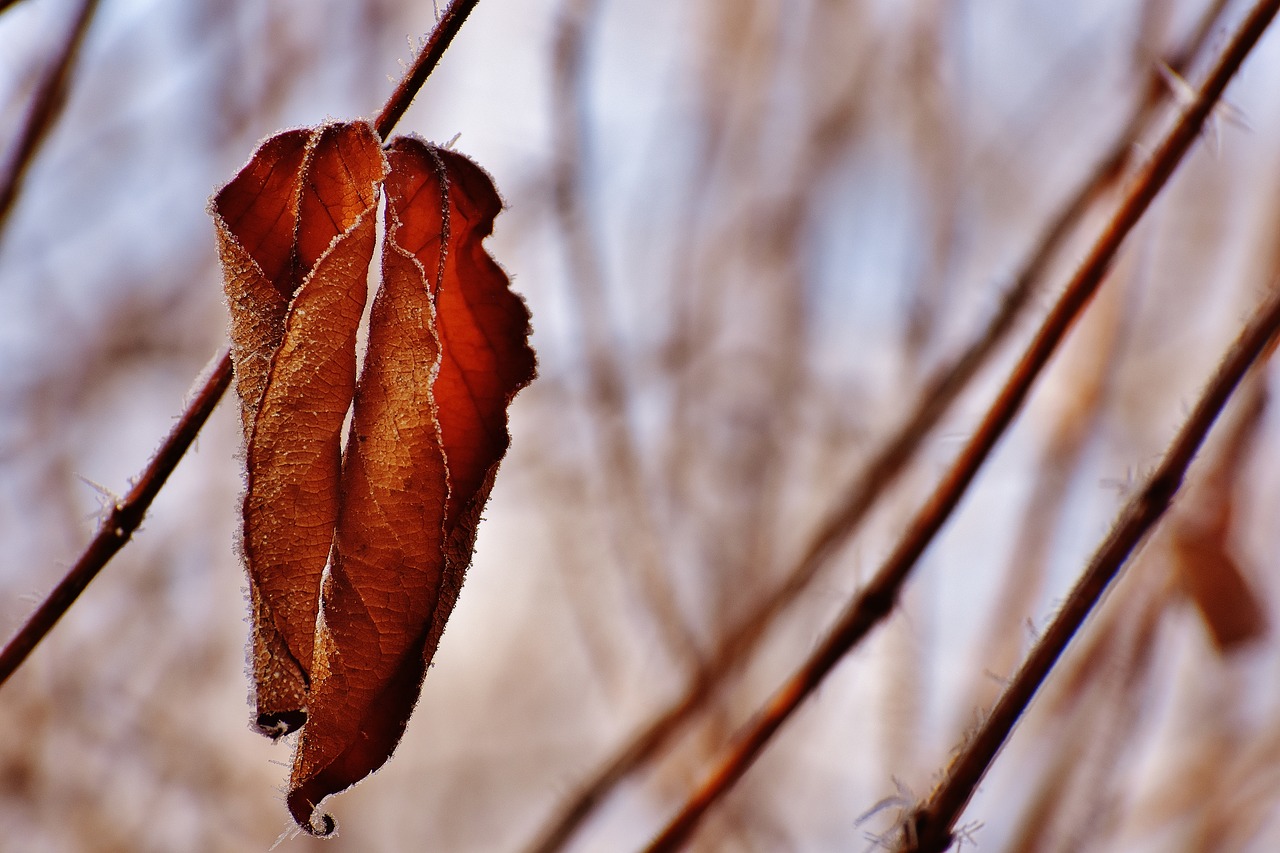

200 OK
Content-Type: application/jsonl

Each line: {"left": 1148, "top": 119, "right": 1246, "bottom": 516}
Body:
{"left": 0, "top": 355, "right": 232, "bottom": 687}
{"left": 641, "top": 1, "right": 1280, "bottom": 848}
{"left": 0, "top": 0, "right": 100, "bottom": 237}
{"left": 524, "top": 2, "right": 1236, "bottom": 849}
{"left": 899, "top": 286, "right": 1280, "bottom": 853}
{"left": 374, "top": 0, "right": 480, "bottom": 140}
{"left": 0, "top": 0, "right": 482, "bottom": 690}
{"left": 966, "top": 266, "right": 1125, "bottom": 716}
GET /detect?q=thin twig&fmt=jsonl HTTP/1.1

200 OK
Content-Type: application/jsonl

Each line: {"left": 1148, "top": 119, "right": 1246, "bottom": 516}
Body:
{"left": 967, "top": 267, "right": 1125, "bottom": 715}
{"left": 374, "top": 0, "right": 480, "bottom": 140}
{"left": 642, "top": 1, "right": 1280, "bottom": 848}
{"left": 0, "top": 0, "right": 100, "bottom": 237}
{"left": 524, "top": 3, "right": 1235, "bottom": 848}
{"left": 0, "top": 0, "right": 482, "bottom": 690}
{"left": 999, "top": 573, "right": 1169, "bottom": 853}
{"left": 899, "top": 285, "right": 1280, "bottom": 853}
{"left": 0, "top": 355, "right": 231, "bottom": 687}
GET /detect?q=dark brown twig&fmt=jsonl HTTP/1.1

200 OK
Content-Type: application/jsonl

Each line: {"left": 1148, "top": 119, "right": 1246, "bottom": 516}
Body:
{"left": 899, "top": 285, "right": 1280, "bottom": 853}
{"left": 525, "top": 3, "right": 1235, "bottom": 849}
{"left": 642, "top": 1, "right": 1280, "bottom": 848}
{"left": 966, "top": 267, "right": 1125, "bottom": 716}
{"left": 0, "top": 356, "right": 231, "bottom": 686}
{"left": 0, "top": 0, "right": 100, "bottom": 236}
{"left": 0, "top": 0, "right": 481, "bottom": 690}
{"left": 374, "top": 0, "right": 480, "bottom": 140}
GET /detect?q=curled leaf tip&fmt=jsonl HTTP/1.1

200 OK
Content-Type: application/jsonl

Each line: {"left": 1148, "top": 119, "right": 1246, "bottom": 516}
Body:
{"left": 289, "top": 798, "right": 337, "bottom": 838}
{"left": 256, "top": 710, "right": 307, "bottom": 740}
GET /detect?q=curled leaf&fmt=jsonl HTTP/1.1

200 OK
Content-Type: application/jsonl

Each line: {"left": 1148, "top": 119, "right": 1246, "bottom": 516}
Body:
{"left": 213, "top": 127, "right": 310, "bottom": 435}
{"left": 286, "top": 137, "right": 535, "bottom": 832}
{"left": 214, "top": 120, "right": 533, "bottom": 831}
{"left": 213, "top": 121, "right": 388, "bottom": 735}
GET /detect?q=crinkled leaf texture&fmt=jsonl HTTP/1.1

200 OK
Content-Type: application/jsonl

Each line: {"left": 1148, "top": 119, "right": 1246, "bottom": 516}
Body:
{"left": 211, "top": 123, "right": 535, "bottom": 835}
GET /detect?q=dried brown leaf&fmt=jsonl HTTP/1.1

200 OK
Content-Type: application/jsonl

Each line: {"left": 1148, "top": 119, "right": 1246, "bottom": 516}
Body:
{"left": 283, "top": 137, "right": 534, "bottom": 832}
{"left": 213, "top": 121, "right": 387, "bottom": 735}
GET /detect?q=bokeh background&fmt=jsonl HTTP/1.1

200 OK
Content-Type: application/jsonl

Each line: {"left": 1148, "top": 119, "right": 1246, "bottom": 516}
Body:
{"left": 3, "top": 0, "right": 1280, "bottom": 850}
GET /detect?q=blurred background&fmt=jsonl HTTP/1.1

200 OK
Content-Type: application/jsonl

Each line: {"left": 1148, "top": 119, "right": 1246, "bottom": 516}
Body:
{"left": 3, "top": 0, "right": 1280, "bottom": 850}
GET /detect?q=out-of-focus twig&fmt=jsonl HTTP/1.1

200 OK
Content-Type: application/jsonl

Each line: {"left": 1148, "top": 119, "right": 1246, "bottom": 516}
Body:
{"left": 900, "top": 286, "right": 1280, "bottom": 853}
{"left": 549, "top": 0, "right": 701, "bottom": 665}
{"left": 642, "top": 2, "right": 1280, "bottom": 847}
{"left": 0, "top": 0, "right": 99, "bottom": 238}
{"left": 0, "top": 0, "right": 482, "bottom": 691}
{"left": 524, "top": 3, "right": 1235, "bottom": 849}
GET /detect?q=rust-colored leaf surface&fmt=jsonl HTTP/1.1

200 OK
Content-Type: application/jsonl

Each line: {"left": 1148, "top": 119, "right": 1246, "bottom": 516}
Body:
{"left": 213, "top": 125, "right": 534, "bottom": 833}
{"left": 213, "top": 121, "right": 388, "bottom": 735}
{"left": 286, "top": 137, "right": 535, "bottom": 833}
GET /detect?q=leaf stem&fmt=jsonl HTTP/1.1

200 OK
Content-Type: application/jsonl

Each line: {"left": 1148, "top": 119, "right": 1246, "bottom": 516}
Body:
{"left": 374, "top": 0, "right": 481, "bottom": 140}
{"left": 641, "top": 0, "right": 1280, "bottom": 848}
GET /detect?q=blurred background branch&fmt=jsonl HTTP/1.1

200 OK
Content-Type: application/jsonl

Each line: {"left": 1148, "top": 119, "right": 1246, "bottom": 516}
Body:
{"left": 0, "top": 0, "right": 97, "bottom": 234}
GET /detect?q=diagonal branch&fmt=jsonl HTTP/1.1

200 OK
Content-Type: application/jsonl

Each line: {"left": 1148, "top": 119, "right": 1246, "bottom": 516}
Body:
{"left": 375, "top": 0, "right": 480, "bottom": 140}
{"left": 0, "top": 0, "right": 484, "bottom": 691}
{"left": 0, "top": 355, "right": 232, "bottom": 686}
{"left": 641, "top": 0, "right": 1280, "bottom": 848}
{"left": 0, "top": 0, "right": 100, "bottom": 238}
{"left": 899, "top": 284, "right": 1280, "bottom": 853}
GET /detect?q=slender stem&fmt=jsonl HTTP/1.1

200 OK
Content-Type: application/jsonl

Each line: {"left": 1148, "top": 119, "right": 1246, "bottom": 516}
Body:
{"left": 901, "top": 285, "right": 1280, "bottom": 853}
{"left": 525, "top": 1, "right": 1236, "bottom": 849}
{"left": 0, "top": 354, "right": 232, "bottom": 686}
{"left": 642, "top": 1, "right": 1280, "bottom": 848}
{"left": 374, "top": 0, "right": 480, "bottom": 140}
{"left": 0, "top": 0, "right": 100, "bottom": 237}
{"left": 0, "top": 1, "right": 482, "bottom": 689}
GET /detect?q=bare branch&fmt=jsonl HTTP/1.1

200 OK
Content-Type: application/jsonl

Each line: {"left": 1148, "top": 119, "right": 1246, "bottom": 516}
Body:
{"left": 0, "top": 353, "right": 231, "bottom": 686}
{"left": 524, "top": 1, "right": 1239, "bottom": 847}
{"left": 0, "top": 0, "right": 100, "bottom": 237}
